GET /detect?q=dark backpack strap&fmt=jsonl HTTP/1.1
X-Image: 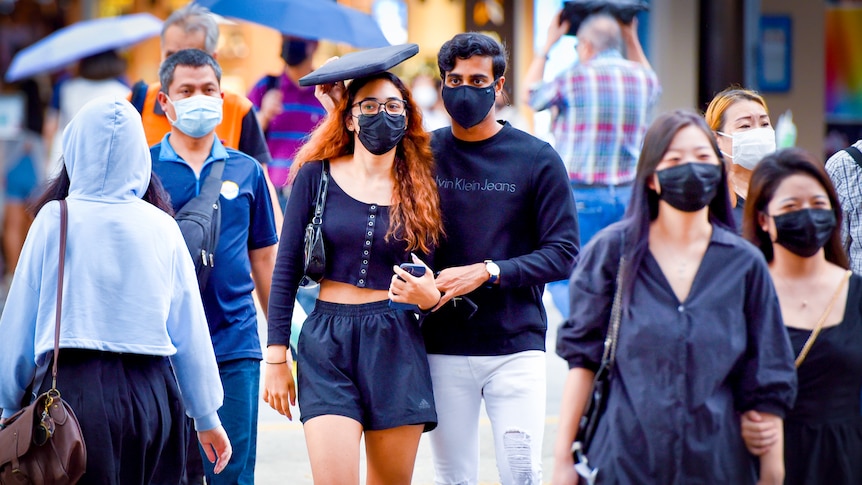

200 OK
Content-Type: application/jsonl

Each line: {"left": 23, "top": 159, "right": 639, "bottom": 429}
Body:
{"left": 130, "top": 80, "right": 149, "bottom": 115}
{"left": 265, "top": 74, "right": 281, "bottom": 92}
{"left": 845, "top": 146, "right": 862, "bottom": 170}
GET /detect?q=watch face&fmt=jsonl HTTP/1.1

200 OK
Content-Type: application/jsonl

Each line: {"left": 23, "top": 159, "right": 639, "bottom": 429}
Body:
{"left": 486, "top": 261, "right": 500, "bottom": 276}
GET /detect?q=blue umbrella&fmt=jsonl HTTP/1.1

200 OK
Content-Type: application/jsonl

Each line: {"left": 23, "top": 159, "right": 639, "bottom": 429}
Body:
{"left": 5, "top": 13, "right": 163, "bottom": 82}
{"left": 194, "top": 0, "right": 390, "bottom": 48}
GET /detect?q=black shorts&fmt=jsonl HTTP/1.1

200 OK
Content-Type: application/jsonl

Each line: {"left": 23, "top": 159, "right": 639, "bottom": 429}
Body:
{"left": 297, "top": 300, "right": 437, "bottom": 431}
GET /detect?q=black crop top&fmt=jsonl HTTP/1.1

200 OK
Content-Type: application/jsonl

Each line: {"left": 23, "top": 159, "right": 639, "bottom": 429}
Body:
{"left": 268, "top": 160, "right": 418, "bottom": 346}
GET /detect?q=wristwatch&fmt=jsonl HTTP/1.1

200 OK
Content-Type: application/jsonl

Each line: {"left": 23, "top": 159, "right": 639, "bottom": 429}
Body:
{"left": 484, "top": 260, "right": 500, "bottom": 285}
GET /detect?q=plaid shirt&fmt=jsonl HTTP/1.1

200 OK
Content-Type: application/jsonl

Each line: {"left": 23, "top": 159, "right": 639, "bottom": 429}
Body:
{"left": 825, "top": 140, "right": 862, "bottom": 273}
{"left": 529, "top": 50, "right": 660, "bottom": 185}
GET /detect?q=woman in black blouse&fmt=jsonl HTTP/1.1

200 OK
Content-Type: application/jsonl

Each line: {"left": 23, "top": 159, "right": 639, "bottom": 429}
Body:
{"left": 741, "top": 148, "right": 862, "bottom": 485}
{"left": 553, "top": 110, "right": 797, "bottom": 485}
{"left": 266, "top": 71, "right": 443, "bottom": 485}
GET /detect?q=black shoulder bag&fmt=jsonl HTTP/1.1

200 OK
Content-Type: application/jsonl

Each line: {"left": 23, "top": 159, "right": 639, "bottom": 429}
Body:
{"left": 572, "top": 245, "right": 627, "bottom": 485}
{"left": 301, "top": 160, "right": 329, "bottom": 286}
{"left": 174, "top": 160, "right": 225, "bottom": 291}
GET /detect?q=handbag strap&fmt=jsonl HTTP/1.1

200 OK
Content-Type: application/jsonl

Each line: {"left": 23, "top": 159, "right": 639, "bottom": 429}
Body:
{"left": 600, "top": 255, "right": 627, "bottom": 369}
{"left": 51, "top": 200, "right": 68, "bottom": 391}
{"left": 795, "top": 270, "right": 852, "bottom": 368}
{"left": 312, "top": 160, "right": 330, "bottom": 226}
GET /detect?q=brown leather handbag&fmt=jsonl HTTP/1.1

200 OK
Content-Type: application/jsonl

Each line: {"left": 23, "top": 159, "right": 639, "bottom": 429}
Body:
{"left": 0, "top": 200, "right": 87, "bottom": 484}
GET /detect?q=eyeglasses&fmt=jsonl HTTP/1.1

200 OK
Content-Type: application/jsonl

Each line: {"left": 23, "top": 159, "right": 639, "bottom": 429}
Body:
{"left": 352, "top": 98, "right": 407, "bottom": 116}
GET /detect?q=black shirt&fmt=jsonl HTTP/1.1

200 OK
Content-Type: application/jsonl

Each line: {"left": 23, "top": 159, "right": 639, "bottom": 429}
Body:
{"left": 557, "top": 223, "right": 797, "bottom": 483}
{"left": 267, "top": 160, "right": 416, "bottom": 346}
{"left": 422, "top": 122, "right": 580, "bottom": 355}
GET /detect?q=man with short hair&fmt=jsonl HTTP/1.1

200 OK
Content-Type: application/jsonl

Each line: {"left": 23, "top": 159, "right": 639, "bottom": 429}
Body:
{"left": 826, "top": 141, "right": 862, "bottom": 272}
{"left": 152, "top": 48, "right": 278, "bottom": 485}
{"left": 423, "top": 32, "right": 579, "bottom": 485}
{"left": 524, "top": 12, "right": 660, "bottom": 316}
{"left": 248, "top": 36, "right": 325, "bottom": 210}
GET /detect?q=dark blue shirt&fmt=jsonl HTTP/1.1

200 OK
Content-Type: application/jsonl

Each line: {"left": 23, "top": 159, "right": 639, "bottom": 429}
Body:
{"left": 151, "top": 135, "right": 277, "bottom": 363}
{"left": 557, "top": 223, "right": 797, "bottom": 484}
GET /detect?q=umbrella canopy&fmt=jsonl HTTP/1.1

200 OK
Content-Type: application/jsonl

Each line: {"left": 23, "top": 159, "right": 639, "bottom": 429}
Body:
{"left": 194, "top": 0, "right": 390, "bottom": 48}
{"left": 5, "top": 13, "right": 163, "bottom": 82}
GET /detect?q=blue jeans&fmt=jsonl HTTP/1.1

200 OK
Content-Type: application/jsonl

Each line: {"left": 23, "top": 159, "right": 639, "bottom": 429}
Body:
{"left": 201, "top": 358, "right": 260, "bottom": 485}
{"left": 548, "top": 184, "right": 632, "bottom": 319}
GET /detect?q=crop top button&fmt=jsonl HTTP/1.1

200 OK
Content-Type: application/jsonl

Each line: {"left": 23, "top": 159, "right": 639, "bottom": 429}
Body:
{"left": 370, "top": 205, "right": 377, "bottom": 210}
{"left": 367, "top": 231, "right": 373, "bottom": 236}
{"left": 365, "top": 240, "right": 371, "bottom": 246}
{"left": 368, "top": 221, "right": 373, "bottom": 227}
{"left": 360, "top": 269, "right": 366, "bottom": 274}
{"left": 363, "top": 260, "right": 368, "bottom": 264}
{"left": 358, "top": 279, "right": 365, "bottom": 286}
{"left": 370, "top": 214, "right": 375, "bottom": 219}
{"left": 363, "top": 250, "right": 369, "bottom": 255}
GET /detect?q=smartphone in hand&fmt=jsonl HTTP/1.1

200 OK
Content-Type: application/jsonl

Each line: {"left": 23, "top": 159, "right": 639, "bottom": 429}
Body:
{"left": 389, "top": 263, "right": 427, "bottom": 311}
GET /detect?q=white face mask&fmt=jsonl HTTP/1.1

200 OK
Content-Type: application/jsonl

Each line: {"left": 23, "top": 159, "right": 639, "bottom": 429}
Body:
{"left": 717, "top": 127, "right": 776, "bottom": 170}
{"left": 412, "top": 85, "right": 438, "bottom": 110}
{"left": 166, "top": 95, "right": 224, "bottom": 139}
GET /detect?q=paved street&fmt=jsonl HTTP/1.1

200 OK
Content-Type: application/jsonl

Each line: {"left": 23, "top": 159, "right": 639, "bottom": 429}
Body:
{"left": 254, "top": 291, "right": 569, "bottom": 485}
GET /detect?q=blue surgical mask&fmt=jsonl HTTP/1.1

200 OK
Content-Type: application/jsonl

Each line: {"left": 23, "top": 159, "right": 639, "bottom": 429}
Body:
{"left": 166, "top": 95, "right": 223, "bottom": 138}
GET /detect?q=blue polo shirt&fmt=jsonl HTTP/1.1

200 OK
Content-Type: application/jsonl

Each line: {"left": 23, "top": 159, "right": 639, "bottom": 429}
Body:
{"left": 151, "top": 134, "right": 278, "bottom": 363}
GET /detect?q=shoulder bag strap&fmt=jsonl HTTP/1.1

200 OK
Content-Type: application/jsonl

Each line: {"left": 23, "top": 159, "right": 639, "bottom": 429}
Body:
{"left": 51, "top": 200, "right": 68, "bottom": 391}
{"left": 601, "top": 232, "right": 627, "bottom": 370}
{"left": 845, "top": 146, "right": 862, "bottom": 170}
{"left": 795, "top": 270, "right": 852, "bottom": 367}
{"left": 312, "top": 160, "right": 330, "bottom": 227}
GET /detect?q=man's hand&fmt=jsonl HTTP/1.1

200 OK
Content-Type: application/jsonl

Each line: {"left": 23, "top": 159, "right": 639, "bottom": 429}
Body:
{"left": 434, "top": 263, "right": 489, "bottom": 309}
{"left": 262, "top": 345, "right": 296, "bottom": 419}
{"left": 314, "top": 56, "right": 346, "bottom": 114}
{"left": 197, "top": 425, "right": 232, "bottom": 474}
{"left": 259, "top": 89, "right": 284, "bottom": 129}
{"left": 545, "top": 9, "right": 570, "bottom": 54}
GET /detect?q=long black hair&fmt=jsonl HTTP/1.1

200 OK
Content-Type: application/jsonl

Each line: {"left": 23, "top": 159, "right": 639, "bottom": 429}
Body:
{"left": 619, "top": 110, "right": 735, "bottom": 300}
{"left": 30, "top": 162, "right": 175, "bottom": 217}
{"left": 743, "top": 147, "right": 848, "bottom": 268}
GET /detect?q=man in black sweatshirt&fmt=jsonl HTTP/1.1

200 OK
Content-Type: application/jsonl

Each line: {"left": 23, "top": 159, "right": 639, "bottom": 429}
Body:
{"left": 422, "top": 33, "right": 580, "bottom": 485}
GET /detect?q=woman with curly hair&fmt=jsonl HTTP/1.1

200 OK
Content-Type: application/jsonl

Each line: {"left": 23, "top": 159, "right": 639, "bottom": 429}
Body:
{"left": 266, "top": 70, "right": 443, "bottom": 485}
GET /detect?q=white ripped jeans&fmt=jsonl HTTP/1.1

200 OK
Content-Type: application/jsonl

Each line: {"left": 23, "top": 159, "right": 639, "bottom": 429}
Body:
{"left": 427, "top": 350, "right": 547, "bottom": 485}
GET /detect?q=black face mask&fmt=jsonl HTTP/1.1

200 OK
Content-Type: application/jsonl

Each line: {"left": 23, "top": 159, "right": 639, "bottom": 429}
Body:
{"left": 772, "top": 208, "right": 836, "bottom": 257}
{"left": 441, "top": 83, "right": 496, "bottom": 129}
{"left": 655, "top": 162, "right": 723, "bottom": 212}
{"left": 282, "top": 39, "right": 310, "bottom": 66}
{"left": 356, "top": 112, "right": 406, "bottom": 155}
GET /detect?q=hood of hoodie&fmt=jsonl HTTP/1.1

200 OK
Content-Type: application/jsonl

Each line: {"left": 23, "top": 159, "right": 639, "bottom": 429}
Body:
{"left": 63, "top": 95, "right": 151, "bottom": 201}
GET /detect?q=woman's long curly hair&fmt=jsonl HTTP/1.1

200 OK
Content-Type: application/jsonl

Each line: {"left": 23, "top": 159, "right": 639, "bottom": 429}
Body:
{"left": 291, "top": 71, "right": 443, "bottom": 254}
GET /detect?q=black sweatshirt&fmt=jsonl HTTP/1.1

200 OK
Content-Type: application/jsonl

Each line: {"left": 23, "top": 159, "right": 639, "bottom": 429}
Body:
{"left": 422, "top": 122, "right": 580, "bottom": 355}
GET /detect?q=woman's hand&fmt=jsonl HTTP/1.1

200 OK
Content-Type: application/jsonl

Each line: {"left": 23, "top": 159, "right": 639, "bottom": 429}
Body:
{"left": 197, "top": 425, "right": 232, "bottom": 474}
{"left": 551, "top": 452, "right": 579, "bottom": 485}
{"left": 262, "top": 345, "right": 296, "bottom": 419}
{"left": 741, "top": 409, "right": 780, "bottom": 456}
{"left": 313, "top": 56, "right": 346, "bottom": 114}
{"left": 389, "top": 254, "right": 440, "bottom": 311}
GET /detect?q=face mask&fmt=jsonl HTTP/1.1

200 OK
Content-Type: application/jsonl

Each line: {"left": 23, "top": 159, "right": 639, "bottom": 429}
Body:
{"left": 166, "top": 95, "right": 223, "bottom": 139}
{"left": 282, "top": 39, "right": 310, "bottom": 66}
{"left": 718, "top": 127, "right": 776, "bottom": 170}
{"left": 412, "top": 85, "right": 438, "bottom": 110}
{"left": 356, "top": 111, "right": 406, "bottom": 155}
{"left": 655, "top": 162, "right": 723, "bottom": 212}
{"left": 441, "top": 83, "right": 496, "bottom": 129}
{"left": 772, "top": 208, "right": 836, "bottom": 258}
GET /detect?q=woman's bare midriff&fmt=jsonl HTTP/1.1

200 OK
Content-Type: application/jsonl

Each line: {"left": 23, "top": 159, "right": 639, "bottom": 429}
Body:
{"left": 318, "top": 279, "right": 389, "bottom": 305}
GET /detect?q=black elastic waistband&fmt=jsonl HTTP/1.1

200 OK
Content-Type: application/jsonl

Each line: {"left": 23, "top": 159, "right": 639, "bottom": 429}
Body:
{"left": 313, "top": 299, "right": 393, "bottom": 317}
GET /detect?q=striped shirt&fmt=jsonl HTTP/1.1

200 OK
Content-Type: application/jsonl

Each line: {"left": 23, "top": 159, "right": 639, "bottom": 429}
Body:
{"left": 248, "top": 73, "right": 326, "bottom": 188}
{"left": 529, "top": 50, "right": 660, "bottom": 185}
{"left": 825, "top": 140, "right": 862, "bottom": 273}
